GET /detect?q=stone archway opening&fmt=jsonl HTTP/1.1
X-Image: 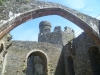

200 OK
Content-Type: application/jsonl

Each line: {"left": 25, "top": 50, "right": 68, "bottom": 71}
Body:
{"left": 67, "top": 56, "right": 75, "bottom": 75}
{"left": 27, "top": 51, "right": 48, "bottom": 75}
{"left": 88, "top": 47, "right": 100, "bottom": 75}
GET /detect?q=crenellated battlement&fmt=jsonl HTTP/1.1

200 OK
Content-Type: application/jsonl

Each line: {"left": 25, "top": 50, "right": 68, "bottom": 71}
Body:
{"left": 38, "top": 21, "right": 75, "bottom": 45}
{"left": 53, "top": 26, "right": 62, "bottom": 32}
{"left": 64, "top": 26, "right": 74, "bottom": 33}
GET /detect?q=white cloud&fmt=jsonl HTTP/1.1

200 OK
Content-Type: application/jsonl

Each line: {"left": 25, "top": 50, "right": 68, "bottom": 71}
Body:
{"left": 63, "top": 0, "right": 86, "bottom": 9}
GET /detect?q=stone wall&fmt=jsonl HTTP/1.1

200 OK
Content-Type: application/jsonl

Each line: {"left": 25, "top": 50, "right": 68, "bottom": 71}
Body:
{"left": 38, "top": 31, "right": 63, "bottom": 45}
{"left": 64, "top": 32, "right": 100, "bottom": 75}
{"left": 5, "top": 41, "right": 63, "bottom": 75}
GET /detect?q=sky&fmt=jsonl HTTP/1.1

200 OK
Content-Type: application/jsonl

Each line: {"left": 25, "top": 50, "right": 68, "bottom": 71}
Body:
{"left": 10, "top": 0, "right": 100, "bottom": 41}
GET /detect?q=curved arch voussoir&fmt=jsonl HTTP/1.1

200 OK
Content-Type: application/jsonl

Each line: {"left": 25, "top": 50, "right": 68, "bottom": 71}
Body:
{"left": 0, "top": 1, "right": 100, "bottom": 45}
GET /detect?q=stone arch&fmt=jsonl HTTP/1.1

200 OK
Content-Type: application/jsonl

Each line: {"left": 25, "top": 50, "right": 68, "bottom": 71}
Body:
{"left": 88, "top": 47, "right": 100, "bottom": 75}
{"left": 26, "top": 50, "right": 48, "bottom": 75}
{"left": 0, "top": 1, "right": 100, "bottom": 45}
{"left": 67, "top": 56, "right": 75, "bottom": 75}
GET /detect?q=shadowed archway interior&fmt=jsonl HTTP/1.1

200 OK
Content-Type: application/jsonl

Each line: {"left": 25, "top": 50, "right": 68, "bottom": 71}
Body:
{"left": 67, "top": 56, "right": 75, "bottom": 75}
{"left": 27, "top": 51, "right": 48, "bottom": 75}
{"left": 89, "top": 47, "right": 100, "bottom": 75}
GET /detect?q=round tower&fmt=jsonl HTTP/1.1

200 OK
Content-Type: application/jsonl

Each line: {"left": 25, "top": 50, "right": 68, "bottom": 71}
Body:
{"left": 39, "top": 21, "right": 51, "bottom": 35}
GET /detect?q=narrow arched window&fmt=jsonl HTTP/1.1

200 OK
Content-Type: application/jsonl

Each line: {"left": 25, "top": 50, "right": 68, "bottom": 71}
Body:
{"left": 67, "top": 56, "right": 75, "bottom": 75}
{"left": 0, "top": 43, "right": 4, "bottom": 53}
{"left": 88, "top": 47, "right": 100, "bottom": 75}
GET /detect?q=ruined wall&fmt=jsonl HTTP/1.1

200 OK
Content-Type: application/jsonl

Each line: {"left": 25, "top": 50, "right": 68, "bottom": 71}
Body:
{"left": 1, "top": 21, "right": 74, "bottom": 75}
{"left": 5, "top": 41, "right": 63, "bottom": 75}
{"left": 1, "top": 19, "right": 100, "bottom": 75}
{"left": 64, "top": 32, "right": 100, "bottom": 75}
{"left": 2, "top": 32, "right": 100, "bottom": 75}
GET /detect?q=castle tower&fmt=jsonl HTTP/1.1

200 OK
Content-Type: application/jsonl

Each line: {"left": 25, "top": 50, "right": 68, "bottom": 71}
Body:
{"left": 38, "top": 21, "right": 75, "bottom": 45}
{"left": 62, "top": 26, "right": 75, "bottom": 45}
{"left": 38, "top": 21, "right": 51, "bottom": 42}
{"left": 39, "top": 21, "right": 51, "bottom": 35}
